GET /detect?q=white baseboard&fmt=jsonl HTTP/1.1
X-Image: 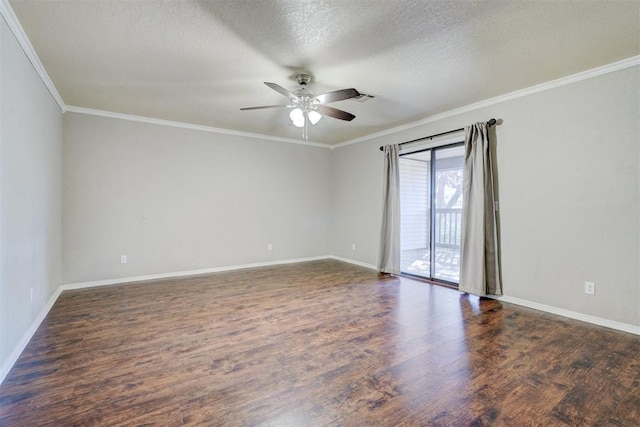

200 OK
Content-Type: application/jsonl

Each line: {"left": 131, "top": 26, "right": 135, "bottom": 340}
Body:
{"left": 0, "top": 287, "right": 64, "bottom": 385}
{"left": 490, "top": 295, "right": 640, "bottom": 336}
{"left": 328, "top": 255, "right": 377, "bottom": 270}
{"left": 3, "top": 256, "right": 637, "bottom": 386}
{"left": 0, "top": 255, "right": 329, "bottom": 386}
{"left": 61, "top": 255, "right": 331, "bottom": 291}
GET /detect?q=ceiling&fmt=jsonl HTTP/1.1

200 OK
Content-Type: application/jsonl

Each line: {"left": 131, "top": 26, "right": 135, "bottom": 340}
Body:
{"left": 8, "top": 0, "right": 640, "bottom": 145}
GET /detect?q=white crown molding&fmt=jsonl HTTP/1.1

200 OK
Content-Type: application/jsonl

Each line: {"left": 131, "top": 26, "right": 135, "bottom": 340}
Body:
{"left": 0, "top": 0, "right": 65, "bottom": 112}
{"left": 334, "top": 55, "right": 640, "bottom": 149}
{"left": 1, "top": 0, "right": 636, "bottom": 149}
{"left": 65, "top": 106, "right": 333, "bottom": 149}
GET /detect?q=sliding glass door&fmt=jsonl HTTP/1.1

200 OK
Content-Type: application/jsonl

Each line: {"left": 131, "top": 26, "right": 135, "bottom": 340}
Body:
{"left": 399, "top": 144, "right": 464, "bottom": 285}
{"left": 399, "top": 150, "right": 431, "bottom": 277}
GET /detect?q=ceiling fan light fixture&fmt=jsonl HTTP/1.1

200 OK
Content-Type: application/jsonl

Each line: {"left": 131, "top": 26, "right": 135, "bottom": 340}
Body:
{"left": 308, "top": 110, "right": 322, "bottom": 125}
{"left": 290, "top": 108, "right": 305, "bottom": 127}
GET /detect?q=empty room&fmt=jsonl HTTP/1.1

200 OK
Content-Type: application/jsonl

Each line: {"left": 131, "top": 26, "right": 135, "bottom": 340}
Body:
{"left": 1, "top": 0, "right": 639, "bottom": 425}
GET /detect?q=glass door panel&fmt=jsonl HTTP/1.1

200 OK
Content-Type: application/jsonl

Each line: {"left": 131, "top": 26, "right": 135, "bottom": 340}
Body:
{"left": 433, "top": 146, "right": 464, "bottom": 282}
{"left": 400, "top": 151, "right": 430, "bottom": 278}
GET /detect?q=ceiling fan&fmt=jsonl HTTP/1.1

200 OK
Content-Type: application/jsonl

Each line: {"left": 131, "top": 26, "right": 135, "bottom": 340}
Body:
{"left": 240, "top": 73, "right": 361, "bottom": 139}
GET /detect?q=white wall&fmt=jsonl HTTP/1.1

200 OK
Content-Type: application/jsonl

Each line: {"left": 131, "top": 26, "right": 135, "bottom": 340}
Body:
{"left": 63, "top": 113, "right": 332, "bottom": 283}
{"left": 0, "top": 18, "right": 63, "bottom": 370}
{"left": 331, "top": 66, "right": 640, "bottom": 327}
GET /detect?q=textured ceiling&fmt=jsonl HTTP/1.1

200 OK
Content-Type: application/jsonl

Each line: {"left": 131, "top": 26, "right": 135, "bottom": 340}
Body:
{"left": 9, "top": 0, "right": 640, "bottom": 144}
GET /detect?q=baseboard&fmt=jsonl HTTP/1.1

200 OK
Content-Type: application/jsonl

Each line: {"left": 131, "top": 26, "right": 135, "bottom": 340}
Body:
{"left": 490, "top": 295, "right": 640, "bottom": 336}
{"left": 4, "top": 256, "right": 636, "bottom": 387}
{"left": 0, "top": 255, "right": 330, "bottom": 386}
{"left": 61, "top": 255, "right": 331, "bottom": 290}
{"left": 328, "top": 255, "right": 377, "bottom": 270}
{"left": 0, "top": 287, "right": 64, "bottom": 385}
{"left": 0, "top": 254, "right": 373, "bottom": 385}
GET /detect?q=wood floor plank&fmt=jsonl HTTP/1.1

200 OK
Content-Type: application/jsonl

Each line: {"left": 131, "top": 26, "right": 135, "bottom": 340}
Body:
{"left": 0, "top": 259, "right": 638, "bottom": 426}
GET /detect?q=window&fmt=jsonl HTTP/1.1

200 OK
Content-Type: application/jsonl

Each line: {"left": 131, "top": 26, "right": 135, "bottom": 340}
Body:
{"left": 400, "top": 143, "right": 464, "bottom": 285}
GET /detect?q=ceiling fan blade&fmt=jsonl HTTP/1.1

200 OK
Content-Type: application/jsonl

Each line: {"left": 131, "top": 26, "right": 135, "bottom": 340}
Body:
{"left": 264, "top": 82, "right": 299, "bottom": 100}
{"left": 314, "top": 88, "right": 360, "bottom": 104}
{"left": 316, "top": 105, "right": 356, "bottom": 121}
{"left": 240, "top": 104, "right": 288, "bottom": 111}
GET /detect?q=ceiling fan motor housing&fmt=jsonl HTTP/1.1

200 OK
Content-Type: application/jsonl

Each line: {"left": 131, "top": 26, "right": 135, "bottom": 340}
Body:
{"left": 296, "top": 73, "right": 312, "bottom": 87}
{"left": 293, "top": 74, "right": 317, "bottom": 110}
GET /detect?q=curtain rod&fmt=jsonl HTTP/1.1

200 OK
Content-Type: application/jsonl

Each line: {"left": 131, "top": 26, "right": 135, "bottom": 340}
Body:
{"left": 378, "top": 118, "right": 497, "bottom": 151}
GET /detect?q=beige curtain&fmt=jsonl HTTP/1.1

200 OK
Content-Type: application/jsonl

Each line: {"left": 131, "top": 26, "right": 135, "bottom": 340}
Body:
{"left": 378, "top": 144, "right": 401, "bottom": 274}
{"left": 459, "top": 123, "right": 502, "bottom": 296}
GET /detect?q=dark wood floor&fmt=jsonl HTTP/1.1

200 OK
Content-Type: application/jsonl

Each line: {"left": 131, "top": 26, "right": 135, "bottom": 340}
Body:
{"left": 0, "top": 260, "right": 638, "bottom": 426}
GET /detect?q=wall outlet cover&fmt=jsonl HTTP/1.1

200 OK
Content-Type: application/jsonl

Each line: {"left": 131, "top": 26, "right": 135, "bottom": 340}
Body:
{"left": 584, "top": 281, "right": 595, "bottom": 295}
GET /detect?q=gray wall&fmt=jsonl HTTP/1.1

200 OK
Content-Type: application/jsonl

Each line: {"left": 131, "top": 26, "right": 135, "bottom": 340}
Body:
{"left": 63, "top": 113, "right": 332, "bottom": 283}
{"left": 2, "top": 10, "right": 637, "bottom": 376}
{"left": 331, "top": 66, "right": 640, "bottom": 326}
{"left": 0, "top": 18, "right": 63, "bottom": 369}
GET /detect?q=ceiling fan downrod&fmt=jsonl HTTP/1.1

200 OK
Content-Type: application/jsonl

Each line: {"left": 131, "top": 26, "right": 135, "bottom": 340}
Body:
{"left": 295, "top": 73, "right": 312, "bottom": 88}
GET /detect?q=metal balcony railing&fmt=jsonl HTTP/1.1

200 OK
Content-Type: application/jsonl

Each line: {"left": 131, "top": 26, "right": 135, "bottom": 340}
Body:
{"left": 400, "top": 208, "right": 463, "bottom": 251}
{"left": 435, "top": 208, "right": 462, "bottom": 248}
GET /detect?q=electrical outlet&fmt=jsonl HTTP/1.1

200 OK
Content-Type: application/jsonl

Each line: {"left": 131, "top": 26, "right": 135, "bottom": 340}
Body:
{"left": 351, "top": 243, "right": 356, "bottom": 250}
{"left": 267, "top": 243, "right": 273, "bottom": 251}
{"left": 30, "top": 288, "right": 34, "bottom": 303}
{"left": 120, "top": 255, "right": 128, "bottom": 264}
{"left": 584, "top": 281, "right": 595, "bottom": 295}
